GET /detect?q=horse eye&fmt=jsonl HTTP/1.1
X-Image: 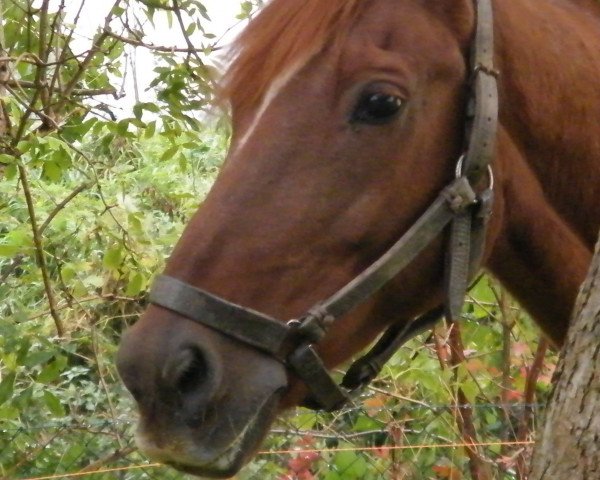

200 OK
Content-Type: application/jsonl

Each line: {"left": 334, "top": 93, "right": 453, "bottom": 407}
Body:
{"left": 351, "top": 93, "right": 404, "bottom": 125}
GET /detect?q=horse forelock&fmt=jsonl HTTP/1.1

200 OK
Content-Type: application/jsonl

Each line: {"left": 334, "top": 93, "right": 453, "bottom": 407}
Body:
{"left": 218, "top": 0, "right": 368, "bottom": 115}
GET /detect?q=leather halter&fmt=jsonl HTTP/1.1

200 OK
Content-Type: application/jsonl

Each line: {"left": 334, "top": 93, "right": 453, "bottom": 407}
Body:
{"left": 149, "top": 0, "right": 499, "bottom": 412}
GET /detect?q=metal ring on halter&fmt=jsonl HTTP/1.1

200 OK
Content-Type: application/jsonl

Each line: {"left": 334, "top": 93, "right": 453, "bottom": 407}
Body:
{"left": 455, "top": 155, "right": 494, "bottom": 191}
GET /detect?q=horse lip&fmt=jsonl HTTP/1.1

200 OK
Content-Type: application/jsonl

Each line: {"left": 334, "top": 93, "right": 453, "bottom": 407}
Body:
{"left": 137, "top": 391, "right": 281, "bottom": 478}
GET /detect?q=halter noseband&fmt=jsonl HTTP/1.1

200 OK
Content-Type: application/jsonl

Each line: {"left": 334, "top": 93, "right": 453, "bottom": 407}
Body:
{"left": 148, "top": 0, "right": 498, "bottom": 412}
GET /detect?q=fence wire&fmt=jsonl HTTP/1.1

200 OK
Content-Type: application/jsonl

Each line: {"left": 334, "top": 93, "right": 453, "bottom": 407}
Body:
{"left": 1, "top": 397, "right": 544, "bottom": 480}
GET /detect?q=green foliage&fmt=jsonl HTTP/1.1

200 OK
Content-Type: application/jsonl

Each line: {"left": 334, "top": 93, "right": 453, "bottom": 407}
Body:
{"left": 0, "top": 123, "right": 224, "bottom": 477}
{"left": 0, "top": 2, "right": 231, "bottom": 476}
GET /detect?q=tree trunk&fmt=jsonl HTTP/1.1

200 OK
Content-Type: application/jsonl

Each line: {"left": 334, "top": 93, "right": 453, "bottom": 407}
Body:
{"left": 529, "top": 234, "right": 600, "bottom": 479}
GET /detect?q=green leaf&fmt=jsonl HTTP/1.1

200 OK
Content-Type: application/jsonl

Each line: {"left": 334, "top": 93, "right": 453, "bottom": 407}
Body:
{"left": 42, "top": 161, "right": 63, "bottom": 182}
{"left": 111, "top": 5, "right": 125, "bottom": 16}
{"left": 0, "top": 404, "right": 20, "bottom": 420}
{"left": 185, "top": 22, "right": 196, "bottom": 36}
{"left": 61, "top": 263, "right": 77, "bottom": 282}
{"left": 17, "top": 139, "right": 35, "bottom": 153}
{"left": 85, "top": 274, "right": 105, "bottom": 289}
{"left": 103, "top": 247, "right": 123, "bottom": 270}
{"left": 352, "top": 415, "right": 381, "bottom": 432}
{"left": 178, "top": 153, "right": 188, "bottom": 171}
{"left": 288, "top": 412, "right": 317, "bottom": 430}
{"left": 161, "top": 145, "right": 179, "bottom": 161}
{"left": 0, "top": 244, "right": 19, "bottom": 257}
{"left": 43, "top": 391, "right": 66, "bottom": 417}
{"left": 23, "top": 350, "right": 54, "bottom": 368}
{"left": 4, "top": 164, "right": 16, "bottom": 179}
{"left": 332, "top": 447, "right": 368, "bottom": 479}
{"left": 141, "top": 102, "right": 160, "bottom": 113}
{"left": 133, "top": 104, "right": 143, "bottom": 120}
{"left": 127, "top": 213, "right": 144, "bottom": 237}
{"left": 144, "top": 121, "right": 156, "bottom": 138}
{"left": 37, "top": 360, "right": 62, "bottom": 383}
{"left": 0, "top": 373, "right": 16, "bottom": 405}
{"left": 323, "top": 472, "right": 342, "bottom": 480}
{"left": 0, "top": 153, "right": 15, "bottom": 164}
{"left": 125, "top": 272, "right": 145, "bottom": 296}
{"left": 116, "top": 119, "right": 130, "bottom": 136}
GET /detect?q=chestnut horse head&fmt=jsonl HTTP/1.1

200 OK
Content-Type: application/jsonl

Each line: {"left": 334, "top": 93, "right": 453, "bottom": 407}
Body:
{"left": 117, "top": 0, "right": 600, "bottom": 477}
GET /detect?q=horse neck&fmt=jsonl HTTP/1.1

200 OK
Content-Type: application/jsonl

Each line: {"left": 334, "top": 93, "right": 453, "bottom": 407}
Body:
{"left": 484, "top": 0, "right": 599, "bottom": 345}
{"left": 494, "top": 0, "right": 600, "bottom": 245}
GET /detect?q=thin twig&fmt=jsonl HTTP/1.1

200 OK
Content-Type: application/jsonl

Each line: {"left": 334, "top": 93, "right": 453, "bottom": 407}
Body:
{"left": 0, "top": 79, "right": 117, "bottom": 97}
{"left": 105, "top": 30, "right": 206, "bottom": 53}
{"left": 447, "top": 322, "right": 493, "bottom": 480}
{"left": 47, "top": 0, "right": 67, "bottom": 102}
{"left": 5, "top": 84, "right": 59, "bottom": 137}
{"left": 367, "top": 385, "right": 433, "bottom": 409}
{"left": 76, "top": 447, "right": 136, "bottom": 474}
{"left": 516, "top": 338, "right": 548, "bottom": 478}
{"left": 17, "top": 163, "right": 65, "bottom": 337}
{"left": 36, "top": 0, "right": 53, "bottom": 130}
{"left": 172, "top": 0, "right": 205, "bottom": 66}
{"left": 55, "top": 0, "right": 121, "bottom": 114}
{"left": 90, "top": 325, "right": 124, "bottom": 448}
{"left": 38, "top": 181, "right": 93, "bottom": 235}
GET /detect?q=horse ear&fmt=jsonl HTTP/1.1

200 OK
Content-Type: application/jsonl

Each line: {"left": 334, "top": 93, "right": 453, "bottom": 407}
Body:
{"left": 429, "top": 0, "right": 476, "bottom": 46}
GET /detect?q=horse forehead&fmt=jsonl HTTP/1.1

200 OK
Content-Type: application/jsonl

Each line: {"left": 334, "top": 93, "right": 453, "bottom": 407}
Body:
{"left": 340, "top": 0, "right": 462, "bottom": 64}
{"left": 233, "top": 1, "right": 462, "bottom": 149}
{"left": 233, "top": 60, "right": 308, "bottom": 154}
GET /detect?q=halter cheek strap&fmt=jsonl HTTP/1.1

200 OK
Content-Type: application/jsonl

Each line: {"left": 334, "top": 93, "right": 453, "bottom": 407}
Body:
{"left": 148, "top": 0, "right": 498, "bottom": 412}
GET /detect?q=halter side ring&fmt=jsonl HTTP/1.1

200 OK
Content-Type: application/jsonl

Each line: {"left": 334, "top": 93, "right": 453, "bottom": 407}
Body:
{"left": 455, "top": 155, "right": 494, "bottom": 191}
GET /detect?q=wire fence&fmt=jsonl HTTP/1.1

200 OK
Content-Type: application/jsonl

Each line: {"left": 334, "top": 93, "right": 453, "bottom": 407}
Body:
{"left": 1, "top": 396, "right": 545, "bottom": 480}
{"left": 1, "top": 285, "right": 553, "bottom": 480}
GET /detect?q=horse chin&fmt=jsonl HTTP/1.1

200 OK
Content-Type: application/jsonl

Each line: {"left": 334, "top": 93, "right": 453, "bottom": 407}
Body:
{"left": 137, "top": 392, "right": 282, "bottom": 479}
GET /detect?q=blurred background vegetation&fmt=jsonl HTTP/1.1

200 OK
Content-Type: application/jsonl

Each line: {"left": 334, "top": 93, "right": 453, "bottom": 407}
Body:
{"left": 0, "top": 1, "right": 557, "bottom": 479}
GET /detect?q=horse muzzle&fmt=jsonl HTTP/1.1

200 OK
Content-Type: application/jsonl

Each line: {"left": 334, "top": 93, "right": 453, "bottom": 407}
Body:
{"left": 116, "top": 307, "right": 287, "bottom": 478}
{"left": 135, "top": 391, "right": 282, "bottom": 478}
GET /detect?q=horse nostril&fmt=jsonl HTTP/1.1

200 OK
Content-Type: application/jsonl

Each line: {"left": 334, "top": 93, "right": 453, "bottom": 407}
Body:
{"left": 165, "top": 346, "right": 212, "bottom": 396}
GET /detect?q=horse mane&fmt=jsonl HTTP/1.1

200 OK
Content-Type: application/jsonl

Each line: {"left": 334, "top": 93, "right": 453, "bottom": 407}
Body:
{"left": 219, "top": 0, "right": 368, "bottom": 114}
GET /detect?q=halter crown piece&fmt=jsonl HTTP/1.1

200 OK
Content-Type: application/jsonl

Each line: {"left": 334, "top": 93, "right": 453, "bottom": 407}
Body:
{"left": 149, "top": 0, "right": 499, "bottom": 411}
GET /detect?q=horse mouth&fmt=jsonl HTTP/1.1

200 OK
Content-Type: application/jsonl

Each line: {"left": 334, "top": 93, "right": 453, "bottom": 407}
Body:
{"left": 137, "top": 392, "right": 281, "bottom": 478}
{"left": 170, "top": 405, "right": 266, "bottom": 478}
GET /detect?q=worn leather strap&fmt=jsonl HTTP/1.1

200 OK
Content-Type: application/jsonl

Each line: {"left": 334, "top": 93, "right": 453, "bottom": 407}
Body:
{"left": 446, "top": 213, "right": 473, "bottom": 321}
{"left": 313, "top": 177, "right": 477, "bottom": 323}
{"left": 445, "top": 0, "right": 498, "bottom": 322}
{"left": 149, "top": 275, "right": 290, "bottom": 356}
{"left": 341, "top": 306, "right": 445, "bottom": 391}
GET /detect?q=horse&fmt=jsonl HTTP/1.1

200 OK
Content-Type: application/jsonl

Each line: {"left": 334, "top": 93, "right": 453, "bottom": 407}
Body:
{"left": 116, "top": 0, "right": 600, "bottom": 477}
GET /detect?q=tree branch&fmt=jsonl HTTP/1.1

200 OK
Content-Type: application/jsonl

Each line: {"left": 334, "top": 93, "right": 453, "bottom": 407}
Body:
{"left": 105, "top": 30, "right": 207, "bottom": 53}
{"left": 172, "top": 0, "right": 204, "bottom": 65}
{"left": 55, "top": 0, "right": 121, "bottom": 113}
{"left": 17, "top": 163, "right": 65, "bottom": 337}
{"left": 38, "top": 181, "right": 93, "bottom": 235}
{"left": 0, "top": 79, "right": 117, "bottom": 97}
